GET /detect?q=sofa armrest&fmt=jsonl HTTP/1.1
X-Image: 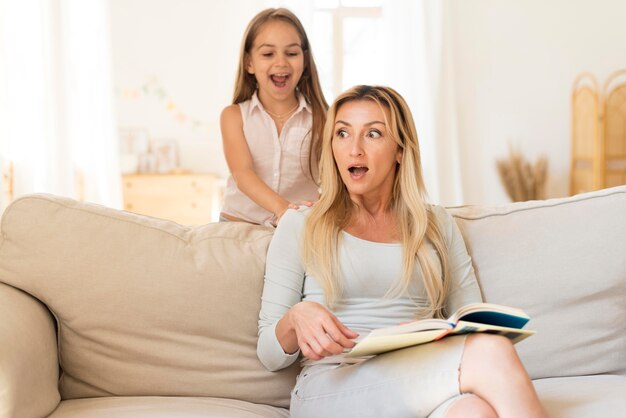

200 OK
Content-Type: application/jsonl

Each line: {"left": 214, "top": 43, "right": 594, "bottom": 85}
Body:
{"left": 0, "top": 282, "right": 60, "bottom": 418}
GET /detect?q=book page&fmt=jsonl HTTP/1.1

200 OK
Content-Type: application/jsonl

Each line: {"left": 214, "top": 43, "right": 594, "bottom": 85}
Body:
{"left": 368, "top": 318, "right": 452, "bottom": 338}
{"left": 346, "top": 329, "right": 446, "bottom": 357}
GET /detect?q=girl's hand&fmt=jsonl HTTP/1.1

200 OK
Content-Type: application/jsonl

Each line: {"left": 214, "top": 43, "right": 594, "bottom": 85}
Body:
{"left": 287, "top": 301, "right": 359, "bottom": 361}
{"left": 287, "top": 200, "right": 314, "bottom": 211}
{"left": 276, "top": 201, "right": 316, "bottom": 223}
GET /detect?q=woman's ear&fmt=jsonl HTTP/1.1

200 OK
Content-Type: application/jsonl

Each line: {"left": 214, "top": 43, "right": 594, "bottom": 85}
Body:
{"left": 396, "top": 149, "right": 403, "bottom": 164}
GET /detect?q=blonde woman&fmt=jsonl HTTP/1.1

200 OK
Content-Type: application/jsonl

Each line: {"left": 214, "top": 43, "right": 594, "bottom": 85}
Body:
{"left": 257, "top": 85, "right": 547, "bottom": 418}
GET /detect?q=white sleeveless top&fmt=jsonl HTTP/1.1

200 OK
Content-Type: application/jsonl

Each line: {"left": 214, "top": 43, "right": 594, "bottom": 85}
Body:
{"left": 221, "top": 91, "right": 319, "bottom": 227}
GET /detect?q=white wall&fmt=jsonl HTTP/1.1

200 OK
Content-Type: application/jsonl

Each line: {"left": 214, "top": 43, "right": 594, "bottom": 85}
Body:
{"left": 110, "top": 0, "right": 265, "bottom": 178}
{"left": 451, "top": 0, "right": 626, "bottom": 204}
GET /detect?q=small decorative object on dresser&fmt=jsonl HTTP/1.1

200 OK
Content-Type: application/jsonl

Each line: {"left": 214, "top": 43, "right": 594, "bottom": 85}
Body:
{"left": 150, "top": 139, "right": 179, "bottom": 174}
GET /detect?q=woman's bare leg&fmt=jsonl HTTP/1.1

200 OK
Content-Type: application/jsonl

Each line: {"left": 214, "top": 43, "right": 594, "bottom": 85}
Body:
{"left": 444, "top": 394, "right": 497, "bottom": 418}
{"left": 458, "top": 334, "right": 547, "bottom": 418}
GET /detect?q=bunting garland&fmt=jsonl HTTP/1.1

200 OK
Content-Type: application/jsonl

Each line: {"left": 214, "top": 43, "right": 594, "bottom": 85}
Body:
{"left": 118, "top": 77, "right": 212, "bottom": 133}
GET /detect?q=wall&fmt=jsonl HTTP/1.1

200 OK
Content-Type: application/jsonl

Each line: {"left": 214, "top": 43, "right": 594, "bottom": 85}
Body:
{"left": 110, "top": 0, "right": 265, "bottom": 178}
{"left": 451, "top": 0, "right": 626, "bottom": 204}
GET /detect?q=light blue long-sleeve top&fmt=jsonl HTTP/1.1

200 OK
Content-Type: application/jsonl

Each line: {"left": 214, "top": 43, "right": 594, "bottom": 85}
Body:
{"left": 257, "top": 206, "right": 482, "bottom": 372}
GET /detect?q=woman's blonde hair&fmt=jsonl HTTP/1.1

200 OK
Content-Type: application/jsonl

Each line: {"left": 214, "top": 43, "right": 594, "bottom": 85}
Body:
{"left": 302, "top": 85, "right": 450, "bottom": 318}
{"left": 233, "top": 8, "right": 328, "bottom": 181}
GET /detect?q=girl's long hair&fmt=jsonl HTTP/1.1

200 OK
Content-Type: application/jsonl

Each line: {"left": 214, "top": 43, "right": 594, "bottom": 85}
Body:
{"left": 302, "top": 85, "right": 450, "bottom": 318}
{"left": 233, "top": 8, "right": 328, "bottom": 182}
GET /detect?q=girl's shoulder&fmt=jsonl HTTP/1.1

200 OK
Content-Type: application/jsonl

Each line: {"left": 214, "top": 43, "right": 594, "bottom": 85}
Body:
{"left": 220, "top": 104, "right": 244, "bottom": 132}
{"left": 221, "top": 103, "right": 242, "bottom": 120}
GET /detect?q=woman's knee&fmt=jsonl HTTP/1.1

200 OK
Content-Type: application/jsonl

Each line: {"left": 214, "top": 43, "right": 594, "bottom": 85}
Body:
{"left": 460, "top": 334, "right": 529, "bottom": 393}
{"left": 464, "top": 334, "right": 517, "bottom": 362}
{"left": 444, "top": 394, "right": 497, "bottom": 418}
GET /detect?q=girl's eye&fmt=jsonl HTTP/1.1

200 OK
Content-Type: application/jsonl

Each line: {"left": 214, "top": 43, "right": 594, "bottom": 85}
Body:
{"left": 367, "top": 130, "right": 382, "bottom": 139}
{"left": 261, "top": 52, "right": 274, "bottom": 57}
{"left": 287, "top": 51, "right": 300, "bottom": 57}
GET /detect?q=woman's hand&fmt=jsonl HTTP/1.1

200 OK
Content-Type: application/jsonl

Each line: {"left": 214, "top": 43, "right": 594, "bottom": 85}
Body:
{"left": 286, "top": 301, "right": 359, "bottom": 361}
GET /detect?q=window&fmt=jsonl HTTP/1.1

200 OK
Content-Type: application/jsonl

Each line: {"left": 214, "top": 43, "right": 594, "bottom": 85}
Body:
{"left": 311, "top": 0, "right": 383, "bottom": 99}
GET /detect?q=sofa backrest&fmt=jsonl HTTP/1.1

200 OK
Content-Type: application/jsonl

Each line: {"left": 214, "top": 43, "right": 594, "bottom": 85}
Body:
{"left": 449, "top": 186, "right": 626, "bottom": 379}
{"left": 2, "top": 187, "right": 624, "bottom": 401}
{"left": 0, "top": 195, "right": 299, "bottom": 408}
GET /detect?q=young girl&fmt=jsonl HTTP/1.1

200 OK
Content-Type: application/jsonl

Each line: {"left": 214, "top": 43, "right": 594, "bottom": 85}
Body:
{"left": 220, "top": 8, "right": 328, "bottom": 227}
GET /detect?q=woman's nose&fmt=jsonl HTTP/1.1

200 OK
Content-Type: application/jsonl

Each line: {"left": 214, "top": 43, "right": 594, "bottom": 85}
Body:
{"left": 349, "top": 138, "right": 364, "bottom": 156}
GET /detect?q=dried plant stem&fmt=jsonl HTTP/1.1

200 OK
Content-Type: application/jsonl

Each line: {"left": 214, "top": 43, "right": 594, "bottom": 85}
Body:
{"left": 496, "top": 146, "right": 548, "bottom": 202}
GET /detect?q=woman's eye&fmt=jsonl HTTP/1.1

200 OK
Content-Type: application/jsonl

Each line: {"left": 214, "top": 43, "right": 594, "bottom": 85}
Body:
{"left": 367, "top": 130, "right": 382, "bottom": 139}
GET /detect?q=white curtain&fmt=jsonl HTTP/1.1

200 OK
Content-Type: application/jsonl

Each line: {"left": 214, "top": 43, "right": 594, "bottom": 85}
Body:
{"left": 382, "top": 0, "right": 464, "bottom": 206}
{"left": 0, "top": 0, "right": 121, "bottom": 208}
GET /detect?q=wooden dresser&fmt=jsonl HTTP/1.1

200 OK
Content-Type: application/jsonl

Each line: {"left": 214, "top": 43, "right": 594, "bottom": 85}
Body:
{"left": 121, "top": 173, "right": 223, "bottom": 225}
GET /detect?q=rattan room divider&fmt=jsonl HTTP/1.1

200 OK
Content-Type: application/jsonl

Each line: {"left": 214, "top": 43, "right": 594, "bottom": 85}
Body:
{"left": 571, "top": 70, "right": 626, "bottom": 195}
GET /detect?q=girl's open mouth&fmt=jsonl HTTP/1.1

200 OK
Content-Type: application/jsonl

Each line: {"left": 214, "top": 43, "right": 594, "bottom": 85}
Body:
{"left": 271, "top": 74, "right": 289, "bottom": 88}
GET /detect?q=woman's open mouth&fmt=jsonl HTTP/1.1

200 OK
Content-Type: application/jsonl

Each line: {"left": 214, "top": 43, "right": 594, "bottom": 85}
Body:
{"left": 348, "top": 166, "right": 368, "bottom": 179}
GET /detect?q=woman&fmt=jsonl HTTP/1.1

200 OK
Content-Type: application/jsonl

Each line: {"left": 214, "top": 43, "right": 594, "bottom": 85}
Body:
{"left": 258, "top": 85, "right": 547, "bottom": 418}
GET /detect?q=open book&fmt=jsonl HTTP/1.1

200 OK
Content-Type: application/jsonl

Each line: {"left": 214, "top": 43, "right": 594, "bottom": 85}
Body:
{"left": 345, "top": 303, "right": 535, "bottom": 358}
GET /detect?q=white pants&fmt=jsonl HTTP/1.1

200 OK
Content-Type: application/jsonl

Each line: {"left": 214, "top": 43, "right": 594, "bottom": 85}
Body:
{"left": 290, "top": 335, "right": 469, "bottom": 418}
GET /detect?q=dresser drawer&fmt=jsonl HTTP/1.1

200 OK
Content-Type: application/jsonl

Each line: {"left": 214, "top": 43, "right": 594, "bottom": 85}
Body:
{"left": 122, "top": 174, "right": 222, "bottom": 225}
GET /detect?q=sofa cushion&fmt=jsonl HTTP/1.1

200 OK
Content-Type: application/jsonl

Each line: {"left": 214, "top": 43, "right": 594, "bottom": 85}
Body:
{"left": 0, "top": 194, "right": 299, "bottom": 408}
{"left": 47, "top": 397, "right": 289, "bottom": 418}
{"left": 449, "top": 186, "right": 626, "bottom": 379}
{"left": 534, "top": 375, "right": 626, "bottom": 418}
{"left": 0, "top": 282, "right": 60, "bottom": 418}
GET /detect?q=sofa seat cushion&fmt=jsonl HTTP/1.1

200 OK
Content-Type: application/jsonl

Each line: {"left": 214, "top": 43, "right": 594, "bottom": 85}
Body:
{"left": 47, "top": 396, "right": 289, "bottom": 418}
{"left": 0, "top": 195, "right": 299, "bottom": 408}
{"left": 449, "top": 186, "right": 626, "bottom": 379}
{"left": 534, "top": 375, "right": 626, "bottom": 418}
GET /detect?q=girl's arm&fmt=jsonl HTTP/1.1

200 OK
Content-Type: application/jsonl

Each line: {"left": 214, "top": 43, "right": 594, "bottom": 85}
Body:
{"left": 220, "top": 105, "right": 291, "bottom": 220}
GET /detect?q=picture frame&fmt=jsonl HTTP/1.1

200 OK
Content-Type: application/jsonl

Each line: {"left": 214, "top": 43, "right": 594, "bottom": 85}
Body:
{"left": 151, "top": 139, "right": 179, "bottom": 174}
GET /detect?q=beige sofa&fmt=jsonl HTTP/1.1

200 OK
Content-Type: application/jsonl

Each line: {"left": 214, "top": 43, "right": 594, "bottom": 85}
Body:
{"left": 0, "top": 186, "right": 625, "bottom": 418}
